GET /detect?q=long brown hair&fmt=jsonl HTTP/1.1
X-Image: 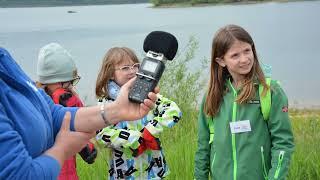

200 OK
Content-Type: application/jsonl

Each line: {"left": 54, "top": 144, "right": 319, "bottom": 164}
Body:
{"left": 95, "top": 47, "right": 139, "bottom": 99}
{"left": 205, "top": 24, "right": 268, "bottom": 117}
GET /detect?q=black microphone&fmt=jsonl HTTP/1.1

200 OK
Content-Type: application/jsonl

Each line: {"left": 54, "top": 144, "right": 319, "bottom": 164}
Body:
{"left": 143, "top": 31, "right": 178, "bottom": 60}
{"left": 128, "top": 31, "right": 178, "bottom": 103}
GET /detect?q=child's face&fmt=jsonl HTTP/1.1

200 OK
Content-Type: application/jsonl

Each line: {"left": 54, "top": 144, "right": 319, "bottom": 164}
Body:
{"left": 112, "top": 59, "right": 139, "bottom": 87}
{"left": 217, "top": 40, "right": 254, "bottom": 82}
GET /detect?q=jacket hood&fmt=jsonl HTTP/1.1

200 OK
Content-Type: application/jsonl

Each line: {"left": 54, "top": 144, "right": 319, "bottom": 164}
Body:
{"left": 0, "top": 47, "right": 32, "bottom": 83}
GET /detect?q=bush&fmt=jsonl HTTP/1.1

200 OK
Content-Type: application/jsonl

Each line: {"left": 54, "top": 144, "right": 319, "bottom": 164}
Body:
{"left": 158, "top": 35, "right": 209, "bottom": 179}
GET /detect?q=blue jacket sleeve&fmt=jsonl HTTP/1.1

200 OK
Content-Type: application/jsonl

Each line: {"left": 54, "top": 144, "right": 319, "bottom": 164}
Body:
{"left": 0, "top": 103, "right": 61, "bottom": 179}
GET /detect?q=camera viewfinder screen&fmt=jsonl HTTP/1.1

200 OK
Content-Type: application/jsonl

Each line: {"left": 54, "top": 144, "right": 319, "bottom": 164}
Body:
{"left": 142, "top": 60, "right": 158, "bottom": 72}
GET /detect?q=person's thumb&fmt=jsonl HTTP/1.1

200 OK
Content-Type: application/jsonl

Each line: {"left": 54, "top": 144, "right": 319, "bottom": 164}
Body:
{"left": 61, "top": 111, "right": 71, "bottom": 131}
{"left": 122, "top": 76, "right": 136, "bottom": 90}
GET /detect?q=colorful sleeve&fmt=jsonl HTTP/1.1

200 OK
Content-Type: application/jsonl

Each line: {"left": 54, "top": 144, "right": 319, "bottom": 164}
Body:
{"left": 144, "top": 94, "right": 182, "bottom": 138}
{"left": 95, "top": 126, "right": 142, "bottom": 150}
{"left": 194, "top": 96, "right": 211, "bottom": 180}
{"left": 267, "top": 81, "right": 295, "bottom": 180}
{"left": 95, "top": 99, "right": 142, "bottom": 149}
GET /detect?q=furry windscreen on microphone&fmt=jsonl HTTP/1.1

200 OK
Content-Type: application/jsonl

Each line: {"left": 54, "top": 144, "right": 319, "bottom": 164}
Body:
{"left": 143, "top": 31, "right": 178, "bottom": 60}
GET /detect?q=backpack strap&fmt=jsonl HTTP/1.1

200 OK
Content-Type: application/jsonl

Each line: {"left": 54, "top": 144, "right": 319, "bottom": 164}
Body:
{"left": 259, "top": 78, "right": 271, "bottom": 121}
{"left": 208, "top": 117, "right": 214, "bottom": 144}
{"left": 208, "top": 77, "right": 271, "bottom": 144}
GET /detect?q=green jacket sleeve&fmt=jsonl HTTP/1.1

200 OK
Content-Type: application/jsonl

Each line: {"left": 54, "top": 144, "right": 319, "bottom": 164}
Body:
{"left": 194, "top": 96, "right": 211, "bottom": 180}
{"left": 267, "top": 81, "right": 295, "bottom": 180}
{"left": 144, "top": 94, "right": 182, "bottom": 138}
{"left": 96, "top": 126, "right": 142, "bottom": 149}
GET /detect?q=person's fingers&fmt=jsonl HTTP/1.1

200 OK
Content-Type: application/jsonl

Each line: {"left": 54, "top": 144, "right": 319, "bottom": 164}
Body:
{"left": 88, "top": 132, "right": 96, "bottom": 138}
{"left": 140, "top": 103, "right": 150, "bottom": 112}
{"left": 61, "top": 111, "right": 71, "bottom": 131}
{"left": 154, "top": 86, "right": 160, "bottom": 94}
{"left": 147, "top": 92, "right": 157, "bottom": 102}
{"left": 143, "top": 99, "right": 155, "bottom": 110}
{"left": 122, "top": 77, "right": 137, "bottom": 90}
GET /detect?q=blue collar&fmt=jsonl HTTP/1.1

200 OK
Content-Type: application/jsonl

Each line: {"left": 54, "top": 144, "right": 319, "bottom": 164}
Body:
{"left": 107, "top": 80, "right": 120, "bottom": 100}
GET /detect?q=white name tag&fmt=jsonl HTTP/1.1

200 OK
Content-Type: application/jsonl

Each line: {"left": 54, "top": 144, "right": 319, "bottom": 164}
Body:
{"left": 230, "top": 120, "right": 251, "bottom": 134}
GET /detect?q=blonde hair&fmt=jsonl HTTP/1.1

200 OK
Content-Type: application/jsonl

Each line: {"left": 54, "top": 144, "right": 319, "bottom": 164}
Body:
{"left": 205, "top": 24, "right": 268, "bottom": 117}
{"left": 95, "top": 47, "right": 139, "bottom": 99}
{"left": 35, "top": 81, "right": 51, "bottom": 94}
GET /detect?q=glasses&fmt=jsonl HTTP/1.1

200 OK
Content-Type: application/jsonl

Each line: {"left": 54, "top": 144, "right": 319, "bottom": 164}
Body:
{"left": 70, "top": 76, "right": 81, "bottom": 86}
{"left": 115, "top": 63, "right": 140, "bottom": 72}
{"left": 61, "top": 76, "right": 81, "bottom": 89}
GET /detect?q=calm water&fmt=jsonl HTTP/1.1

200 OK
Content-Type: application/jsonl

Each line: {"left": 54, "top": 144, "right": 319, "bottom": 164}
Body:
{"left": 0, "top": 1, "right": 319, "bottom": 107}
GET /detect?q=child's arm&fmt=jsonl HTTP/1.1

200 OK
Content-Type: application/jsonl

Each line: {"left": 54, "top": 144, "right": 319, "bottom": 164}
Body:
{"left": 267, "top": 81, "right": 295, "bottom": 180}
{"left": 194, "top": 96, "right": 211, "bottom": 179}
{"left": 95, "top": 126, "right": 142, "bottom": 150}
{"left": 144, "top": 94, "right": 182, "bottom": 138}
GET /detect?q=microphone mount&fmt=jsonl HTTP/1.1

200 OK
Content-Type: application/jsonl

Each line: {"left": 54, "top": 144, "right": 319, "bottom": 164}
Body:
{"left": 146, "top": 51, "right": 167, "bottom": 62}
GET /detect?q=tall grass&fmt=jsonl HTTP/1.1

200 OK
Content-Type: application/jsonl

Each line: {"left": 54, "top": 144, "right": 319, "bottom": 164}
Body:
{"left": 77, "top": 38, "right": 320, "bottom": 180}
{"left": 287, "top": 110, "right": 320, "bottom": 179}
{"left": 157, "top": 35, "right": 208, "bottom": 179}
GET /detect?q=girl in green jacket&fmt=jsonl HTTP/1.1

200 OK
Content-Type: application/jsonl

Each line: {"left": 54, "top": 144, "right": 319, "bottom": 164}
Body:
{"left": 194, "top": 24, "right": 294, "bottom": 180}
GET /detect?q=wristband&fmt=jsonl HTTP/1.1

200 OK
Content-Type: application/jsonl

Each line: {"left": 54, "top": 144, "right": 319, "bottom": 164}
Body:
{"left": 100, "top": 103, "right": 110, "bottom": 126}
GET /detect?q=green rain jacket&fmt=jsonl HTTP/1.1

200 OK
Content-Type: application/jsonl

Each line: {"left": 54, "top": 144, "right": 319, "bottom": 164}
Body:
{"left": 195, "top": 80, "right": 294, "bottom": 180}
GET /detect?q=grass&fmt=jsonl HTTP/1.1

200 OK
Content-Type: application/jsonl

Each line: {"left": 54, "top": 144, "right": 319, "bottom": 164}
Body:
{"left": 76, "top": 110, "right": 320, "bottom": 180}
{"left": 77, "top": 37, "right": 320, "bottom": 179}
{"left": 77, "top": 146, "right": 109, "bottom": 179}
{"left": 287, "top": 110, "right": 320, "bottom": 179}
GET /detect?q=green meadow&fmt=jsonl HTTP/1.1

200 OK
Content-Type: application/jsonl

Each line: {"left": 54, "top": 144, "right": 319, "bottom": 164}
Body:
{"left": 77, "top": 37, "right": 320, "bottom": 179}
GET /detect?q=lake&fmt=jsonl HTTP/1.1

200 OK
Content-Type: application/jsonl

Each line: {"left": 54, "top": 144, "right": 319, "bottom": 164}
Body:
{"left": 0, "top": 1, "right": 319, "bottom": 108}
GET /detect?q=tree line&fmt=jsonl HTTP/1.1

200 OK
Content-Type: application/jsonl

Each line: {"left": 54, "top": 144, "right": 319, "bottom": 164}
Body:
{"left": 149, "top": 0, "right": 271, "bottom": 6}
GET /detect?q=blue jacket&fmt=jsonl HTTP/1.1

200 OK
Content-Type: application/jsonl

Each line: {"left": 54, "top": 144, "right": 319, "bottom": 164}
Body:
{"left": 0, "top": 48, "right": 78, "bottom": 179}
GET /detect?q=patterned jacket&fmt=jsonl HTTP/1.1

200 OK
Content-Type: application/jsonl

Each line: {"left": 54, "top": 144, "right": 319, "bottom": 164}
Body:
{"left": 96, "top": 81, "right": 182, "bottom": 179}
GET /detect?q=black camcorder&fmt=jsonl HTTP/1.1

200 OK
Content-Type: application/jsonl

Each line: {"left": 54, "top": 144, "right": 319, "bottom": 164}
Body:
{"left": 128, "top": 31, "right": 178, "bottom": 103}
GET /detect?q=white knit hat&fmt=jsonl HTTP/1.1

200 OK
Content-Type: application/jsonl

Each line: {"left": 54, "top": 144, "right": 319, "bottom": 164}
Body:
{"left": 37, "top": 43, "right": 78, "bottom": 84}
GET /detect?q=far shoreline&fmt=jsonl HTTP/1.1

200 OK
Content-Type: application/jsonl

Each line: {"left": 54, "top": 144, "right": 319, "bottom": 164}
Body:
{"left": 0, "top": 0, "right": 316, "bottom": 8}
{"left": 150, "top": 0, "right": 316, "bottom": 8}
